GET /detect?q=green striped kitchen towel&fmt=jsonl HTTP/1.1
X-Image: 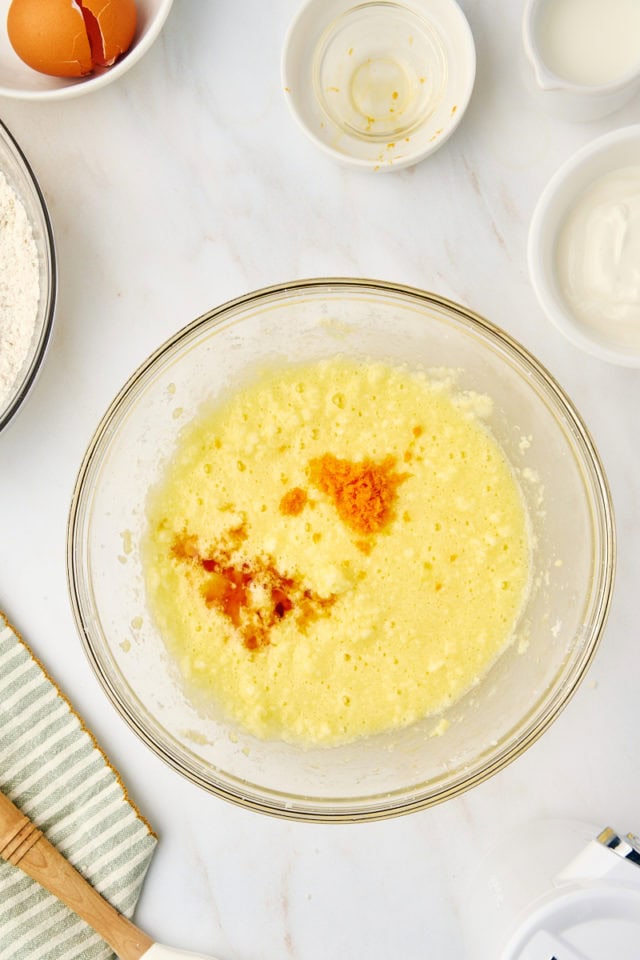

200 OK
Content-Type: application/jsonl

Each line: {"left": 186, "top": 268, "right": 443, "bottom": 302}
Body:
{"left": 0, "top": 612, "right": 157, "bottom": 960}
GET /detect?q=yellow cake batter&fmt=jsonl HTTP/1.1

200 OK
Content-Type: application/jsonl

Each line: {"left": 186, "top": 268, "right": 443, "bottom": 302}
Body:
{"left": 143, "top": 358, "right": 530, "bottom": 745}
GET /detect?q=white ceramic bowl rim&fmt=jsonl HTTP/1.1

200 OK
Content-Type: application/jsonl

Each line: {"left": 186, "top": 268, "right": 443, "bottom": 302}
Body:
{"left": 528, "top": 124, "right": 640, "bottom": 367}
{"left": 0, "top": 0, "right": 174, "bottom": 101}
{"left": 281, "top": 0, "right": 476, "bottom": 171}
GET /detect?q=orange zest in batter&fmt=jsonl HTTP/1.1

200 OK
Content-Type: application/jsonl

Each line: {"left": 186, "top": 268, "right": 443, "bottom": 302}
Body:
{"left": 279, "top": 486, "right": 308, "bottom": 516}
{"left": 308, "top": 454, "right": 409, "bottom": 536}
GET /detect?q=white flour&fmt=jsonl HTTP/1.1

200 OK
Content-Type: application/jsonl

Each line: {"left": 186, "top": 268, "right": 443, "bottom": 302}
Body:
{"left": 0, "top": 170, "right": 40, "bottom": 413}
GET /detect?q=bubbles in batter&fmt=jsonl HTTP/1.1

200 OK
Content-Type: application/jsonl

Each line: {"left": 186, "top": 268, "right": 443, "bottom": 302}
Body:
{"left": 143, "top": 358, "right": 530, "bottom": 745}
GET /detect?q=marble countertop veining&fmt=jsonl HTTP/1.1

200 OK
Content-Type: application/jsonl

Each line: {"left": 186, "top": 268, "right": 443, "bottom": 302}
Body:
{"left": 1, "top": 1, "right": 639, "bottom": 958}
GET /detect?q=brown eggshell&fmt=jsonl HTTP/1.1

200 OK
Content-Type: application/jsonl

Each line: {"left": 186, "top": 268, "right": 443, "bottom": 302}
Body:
{"left": 7, "top": 0, "right": 93, "bottom": 78}
{"left": 81, "top": 0, "right": 137, "bottom": 67}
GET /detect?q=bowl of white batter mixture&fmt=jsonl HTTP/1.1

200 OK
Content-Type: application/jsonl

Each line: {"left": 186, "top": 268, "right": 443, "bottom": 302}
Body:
{"left": 68, "top": 279, "right": 614, "bottom": 821}
{"left": 0, "top": 120, "right": 56, "bottom": 432}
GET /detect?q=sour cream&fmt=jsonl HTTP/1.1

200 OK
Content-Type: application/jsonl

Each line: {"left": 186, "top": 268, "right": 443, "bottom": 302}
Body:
{"left": 536, "top": 0, "right": 640, "bottom": 87}
{"left": 556, "top": 166, "right": 640, "bottom": 347}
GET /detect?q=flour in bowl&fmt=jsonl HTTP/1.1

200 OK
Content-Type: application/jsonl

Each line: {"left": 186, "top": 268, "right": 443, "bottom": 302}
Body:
{"left": 0, "top": 170, "right": 40, "bottom": 412}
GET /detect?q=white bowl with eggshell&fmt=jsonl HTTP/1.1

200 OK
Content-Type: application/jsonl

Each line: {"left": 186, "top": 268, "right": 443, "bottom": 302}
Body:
{"left": 0, "top": 0, "right": 174, "bottom": 100}
{"left": 529, "top": 125, "right": 640, "bottom": 367}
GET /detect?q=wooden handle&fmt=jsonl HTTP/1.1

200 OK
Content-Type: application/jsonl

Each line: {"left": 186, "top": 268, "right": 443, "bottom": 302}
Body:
{"left": 0, "top": 790, "right": 154, "bottom": 960}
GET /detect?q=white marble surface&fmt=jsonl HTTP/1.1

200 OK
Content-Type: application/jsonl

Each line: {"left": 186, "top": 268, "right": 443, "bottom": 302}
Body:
{"left": 1, "top": 2, "right": 639, "bottom": 958}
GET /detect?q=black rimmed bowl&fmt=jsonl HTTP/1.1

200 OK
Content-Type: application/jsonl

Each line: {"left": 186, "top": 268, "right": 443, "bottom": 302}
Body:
{"left": 0, "top": 120, "right": 55, "bottom": 432}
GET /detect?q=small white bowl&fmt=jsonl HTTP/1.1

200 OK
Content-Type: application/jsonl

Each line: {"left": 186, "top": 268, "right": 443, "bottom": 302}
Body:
{"left": 282, "top": 0, "right": 475, "bottom": 172}
{"left": 528, "top": 125, "right": 640, "bottom": 367}
{"left": 522, "top": 0, "right": 640, "bottom": 122}
{"left": 0, "top": 0, "right": 174, "bottom": 100}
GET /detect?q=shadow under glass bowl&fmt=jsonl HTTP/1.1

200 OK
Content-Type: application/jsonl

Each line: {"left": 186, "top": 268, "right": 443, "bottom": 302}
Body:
{"left": 67, "top": 279, "right": 614, "bottom": 822}
{"left": 0, "top": 120, "right": 56, "bottom": 433}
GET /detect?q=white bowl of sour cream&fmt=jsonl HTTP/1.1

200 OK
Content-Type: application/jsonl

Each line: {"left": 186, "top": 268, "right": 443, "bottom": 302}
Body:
{"left": 529, "top": 125, "right": 640, "bottom": 367}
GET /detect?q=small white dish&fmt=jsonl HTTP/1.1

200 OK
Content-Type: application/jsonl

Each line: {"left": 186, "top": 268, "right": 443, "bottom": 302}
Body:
{"left": 528, "top": 125, "right": 640, "bottom": 367}
{"left": 522, "top": 0, "right": 640, "bottom": 122}
{"left": 0, "top": 0, "right": 174, "bottom": 100}
{"left": 282, "top": 0, "right": 475, "bottom": 172}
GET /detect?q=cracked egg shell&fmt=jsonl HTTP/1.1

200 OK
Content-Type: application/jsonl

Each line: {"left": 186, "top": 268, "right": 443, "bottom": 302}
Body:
{"left": 81, "top": 0, "right": 137, "bottom": 67}
{"left": 7, "top": 0, "right": 137, "bottom": 78}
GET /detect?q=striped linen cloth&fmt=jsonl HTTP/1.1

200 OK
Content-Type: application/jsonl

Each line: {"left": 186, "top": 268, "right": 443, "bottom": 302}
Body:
{"left": 0, "top": 613, "right": 157, "bottom": 960}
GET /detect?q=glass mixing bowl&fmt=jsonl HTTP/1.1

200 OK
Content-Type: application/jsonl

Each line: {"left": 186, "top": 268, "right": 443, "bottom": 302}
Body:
{"left": 67, "top": 280, "right": 614, "bottom": 821}
{"left": 0, "top": 119, "right": 56, "bottom": 432}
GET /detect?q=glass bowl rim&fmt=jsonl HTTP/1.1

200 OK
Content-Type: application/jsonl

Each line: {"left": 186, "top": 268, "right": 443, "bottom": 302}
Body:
{"left": 0, "top": 118, "right": 56, "bottom": 433}
{"left": 67, "top": 278, "right": 616, "bottom": 822}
